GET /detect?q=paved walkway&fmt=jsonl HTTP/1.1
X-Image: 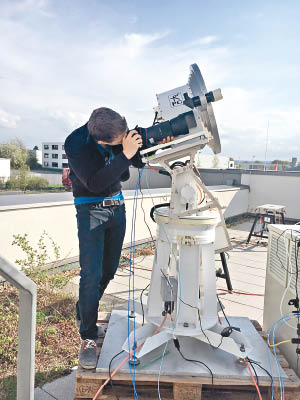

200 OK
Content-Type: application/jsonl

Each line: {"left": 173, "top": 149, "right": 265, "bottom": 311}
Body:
{"left": 35, "top": 220, "right": 268, "bottom": 399}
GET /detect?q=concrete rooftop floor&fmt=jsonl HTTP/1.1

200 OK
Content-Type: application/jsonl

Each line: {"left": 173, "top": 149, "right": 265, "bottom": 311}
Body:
{"left": 34, "top": 219, "right": 268, "bottom": 399}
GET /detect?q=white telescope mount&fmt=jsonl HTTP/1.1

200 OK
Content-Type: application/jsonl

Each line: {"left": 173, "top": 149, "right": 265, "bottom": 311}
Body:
{"left": 122, "top": 134, "right": 252, "bottom": 362}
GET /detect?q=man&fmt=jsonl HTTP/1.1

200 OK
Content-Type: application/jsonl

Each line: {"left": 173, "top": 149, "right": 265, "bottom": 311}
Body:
{"left": 64, "top": 107, "right": 144, "bottom": 369}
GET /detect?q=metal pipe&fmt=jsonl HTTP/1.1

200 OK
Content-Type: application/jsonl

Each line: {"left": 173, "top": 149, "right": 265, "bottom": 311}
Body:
{"left": 0, "top": 256, "right": 37, "bottom": 400}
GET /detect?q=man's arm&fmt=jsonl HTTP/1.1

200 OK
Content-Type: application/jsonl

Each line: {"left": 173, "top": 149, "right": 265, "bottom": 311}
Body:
{"left": 66, "top": 145, "right": 131, "bottom": 193}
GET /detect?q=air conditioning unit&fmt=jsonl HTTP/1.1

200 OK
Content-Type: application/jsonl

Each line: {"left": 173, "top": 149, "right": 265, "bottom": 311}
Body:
{"left": 264, "top": 224, "right": 300, "bottom": 375}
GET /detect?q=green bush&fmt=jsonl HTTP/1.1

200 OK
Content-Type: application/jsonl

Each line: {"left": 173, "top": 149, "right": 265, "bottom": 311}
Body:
{"left": 5, "top": 176, "right": 20, "bottom": 190}
{"left": 44, "top": 184, "right": 66, "bottom": 192}
{"left": 26, "top": 177, "right": 48, "bottom": 190}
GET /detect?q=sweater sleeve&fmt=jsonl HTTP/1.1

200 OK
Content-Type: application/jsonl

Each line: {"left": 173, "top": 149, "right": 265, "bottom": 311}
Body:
{"left": 130, "top": 150, "right": 146, "bottom": 169}
{"left": 66, "top": 145, "right": 131, "bottom": 194}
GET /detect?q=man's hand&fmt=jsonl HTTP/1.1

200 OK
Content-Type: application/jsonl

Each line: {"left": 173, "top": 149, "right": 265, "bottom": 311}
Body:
{"left": 158, "top": 136, "right": 174, "bottom": 144}
{"left": 122, "top": 130, "right": 143, "bottom": 160}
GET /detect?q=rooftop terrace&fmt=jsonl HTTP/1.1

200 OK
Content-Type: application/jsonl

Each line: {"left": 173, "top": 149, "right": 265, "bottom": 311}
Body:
{"left": 34, "top": 219, "right": 269, "bottom": 399}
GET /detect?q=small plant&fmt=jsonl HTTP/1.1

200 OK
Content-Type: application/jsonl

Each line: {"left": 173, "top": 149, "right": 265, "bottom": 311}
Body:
{"left": 11, "top": 231, "right": 72, "bottom": 292}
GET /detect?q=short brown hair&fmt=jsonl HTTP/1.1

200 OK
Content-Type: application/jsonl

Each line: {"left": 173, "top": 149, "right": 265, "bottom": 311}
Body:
{"left": 87, "top": 107, "right": 127, "bottom": 142}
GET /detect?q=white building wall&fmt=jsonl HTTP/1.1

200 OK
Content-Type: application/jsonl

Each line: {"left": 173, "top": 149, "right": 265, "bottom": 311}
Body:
{"left": 241, "top": 173, "right": 300, "bottom": 220}
{"left": 42, "top": 142, "right": 68, "bottom": 169}
{"left": 0, "top": 158, "right": 10, "bottom": 182}
{"left": 0, "top": 186, "right": 248, "bottom": 265}
{"left": 195, "top": 154, "right": 234, "bottom": 169}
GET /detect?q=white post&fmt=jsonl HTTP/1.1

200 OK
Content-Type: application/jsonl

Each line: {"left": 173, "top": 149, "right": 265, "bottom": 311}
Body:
{"left": 0, "top": 256, "right": 37, "bottom": 400}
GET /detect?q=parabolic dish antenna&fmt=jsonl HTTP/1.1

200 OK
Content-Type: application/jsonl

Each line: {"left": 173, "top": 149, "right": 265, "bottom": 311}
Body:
{"left": 188, "top": 63, "right": 221, "bottom": 154}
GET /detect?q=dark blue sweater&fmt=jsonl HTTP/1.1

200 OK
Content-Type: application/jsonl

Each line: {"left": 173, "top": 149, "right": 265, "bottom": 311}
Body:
{"left": 64, "top": 123, "right": 144, "bottom": 198}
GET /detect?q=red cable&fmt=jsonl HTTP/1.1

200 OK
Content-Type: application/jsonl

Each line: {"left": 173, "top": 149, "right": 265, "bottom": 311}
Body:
{"left": 121, "top": 264, "right": 152, "bottom": 272}
{"left": 244, "top": 358, "right": 263, "bottom": 400}
{"left": 147, "top": 162, "right": 160, "bottom": 173}
{"left": 217, "top": 288, "right": 264, "bottom": 297}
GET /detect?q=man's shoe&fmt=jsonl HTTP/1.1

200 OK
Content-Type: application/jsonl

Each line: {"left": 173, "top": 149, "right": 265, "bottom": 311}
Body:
{"left": 79, "top": 339, "right": 97, "bottom": 369}
{"left": 75, "top": 317, "right": 105, "bottom": 337}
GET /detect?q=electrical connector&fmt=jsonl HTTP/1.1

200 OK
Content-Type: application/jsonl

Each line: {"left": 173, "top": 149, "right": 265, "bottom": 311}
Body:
{"left": 288, "top": 297, "right": 300, "bottom": 309}
{"left": 173, "top": 338, "right": 180, "bottom": 351}
{"left": 221, "top": 326, "right": 241, "bottom": 337}
{"left": 291, "top": 338, "right": 300, "bottom": 344}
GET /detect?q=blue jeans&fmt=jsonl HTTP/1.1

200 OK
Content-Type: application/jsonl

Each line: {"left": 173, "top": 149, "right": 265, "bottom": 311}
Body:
{"left": 75, "top": 202, "right": 126, "bottom": 340}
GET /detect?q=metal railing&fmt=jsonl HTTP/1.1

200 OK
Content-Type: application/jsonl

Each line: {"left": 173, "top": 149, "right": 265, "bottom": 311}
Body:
{"left": 0, "top": 256, "right": 37, "bottom": 400}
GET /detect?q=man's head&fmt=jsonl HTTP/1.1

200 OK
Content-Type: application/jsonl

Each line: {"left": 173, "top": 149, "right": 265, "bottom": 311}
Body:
{"left": 87, "top": 107, "right": 128, "bottom": 145}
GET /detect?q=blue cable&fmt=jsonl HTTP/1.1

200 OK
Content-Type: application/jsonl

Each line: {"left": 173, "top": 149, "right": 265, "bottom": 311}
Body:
{"left": 130, "top": 173, "right": 141, "bottom": 399}
{"left": 132, "top": 169, "right": 143, "bottom": 394}
{"left": 128, "top": 186, "right": 138, "bottom": 398}
{"left": 127, "top": 167, "right": 144, "bottom": 400}
{"left": 127, "top": 180, "right": 138, "bottom": 398}
{"left": 267, "top": 314, "right": 290, "bottom": 399}
{"left": 267, "top": 313, "right": 300, "bottom": 399}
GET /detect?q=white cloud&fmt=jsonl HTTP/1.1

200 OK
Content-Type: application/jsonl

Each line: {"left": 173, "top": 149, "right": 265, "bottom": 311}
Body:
{"left": 214, "top": 87, "right": 300, "bottom": 159}
{"left": 123, "top": 32, "right": 169, "bottom": 58}
{"left": 48, "top": 110, "right": 89, "bottom": 130}
{"left": 0, "top": 108, "right": 20, "bottom": 128}
{"left": 0, "top": 0, "right": 53, "bottom": 18}
{"left": 198, "top": 36, "right": 219, "bottom": 45}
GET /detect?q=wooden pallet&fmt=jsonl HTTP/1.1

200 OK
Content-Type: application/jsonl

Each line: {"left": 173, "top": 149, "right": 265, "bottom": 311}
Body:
{"left": 74, "top": 313, "right": 300, "bottom": 400}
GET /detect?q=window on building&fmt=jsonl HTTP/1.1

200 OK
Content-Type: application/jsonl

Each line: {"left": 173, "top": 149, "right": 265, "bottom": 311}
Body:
{"left": 44, "top": 162, "right": 49, "bottom": 167}
{"left": 44, "top": 144, "right": 49, "bottom": 150}
{"left": 62, "top": 145, "right": 65, "bottom": 150}
{"left": 52, "top": 153, "right": 58, "bottom": 159}
{"left": 44, "top": 153, "right": 49, "bottom": 158}
{"left": 62, "top": 163, "right": 69, "bottom": 168}
{"left": 52, "top": 145, "right": 58, "bottom": 150}
{"left": 62, "top": 154, "right": 67, "bottom": 159}
{"left": 52, "top": 162, "right": 58, "bottom": 168}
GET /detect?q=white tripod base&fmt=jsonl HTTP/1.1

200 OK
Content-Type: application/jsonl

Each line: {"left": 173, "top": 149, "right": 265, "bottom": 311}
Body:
{"left": 122, "top": 322, "right": 173, "bottom": 359}
{"left": 122, "top": 320, "right": 252, "bottom": 360}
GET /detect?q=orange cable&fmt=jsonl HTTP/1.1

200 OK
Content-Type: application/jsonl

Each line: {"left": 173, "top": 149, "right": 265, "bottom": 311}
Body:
{"left": 244, "top": 358, "right": 263, "bottom": 400}
{"left": 92, "top": 314, "right": 168, "bottom": 399}
{"left": 217, "top": 314, "right": 222, "bottom": 325}
{"left": 196, "top": 183, "right": 203, "bottom": 205}
{"left": 193, "top": 164, "right": 201, "bottom": 178}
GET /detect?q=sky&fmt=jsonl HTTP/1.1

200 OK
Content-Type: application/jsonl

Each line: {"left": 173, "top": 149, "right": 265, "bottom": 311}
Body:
{"left": 0, "top": 0, "right": 299, "bottom": 161}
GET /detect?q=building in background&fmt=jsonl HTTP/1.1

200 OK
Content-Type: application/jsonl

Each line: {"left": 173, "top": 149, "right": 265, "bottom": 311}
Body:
{"left": 195, "top": 153, "right": 234, "bottom": 169}
{"left": 42, "top": 142, "right": 68, "bottom": 169}
{"left": 0, "top": 158, "right": 10, "bottom": 182}
{"left": 238, "top": 157, "right": 299, "bottom": 171}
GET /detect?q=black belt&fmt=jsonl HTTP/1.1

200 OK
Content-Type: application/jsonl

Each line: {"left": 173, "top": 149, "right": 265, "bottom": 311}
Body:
{"left": 96, "top": 199, "right": 124, "bottom": 207}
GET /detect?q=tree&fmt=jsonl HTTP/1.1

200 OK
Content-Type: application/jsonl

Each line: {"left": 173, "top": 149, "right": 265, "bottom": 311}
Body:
{"left": 271, "top": 159, "right": 291, "bottom": 165}
{"left": 18, "top": 165, "right": 30, "bottom": 191}
{"left": 27, "top": 151, "right": 41, "bottom": 170}
{"left": 33, "top": 145, "right": 39, "bottom": 150}
{"left": 0, "top": 139, "right": 28, "bottom": 169}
